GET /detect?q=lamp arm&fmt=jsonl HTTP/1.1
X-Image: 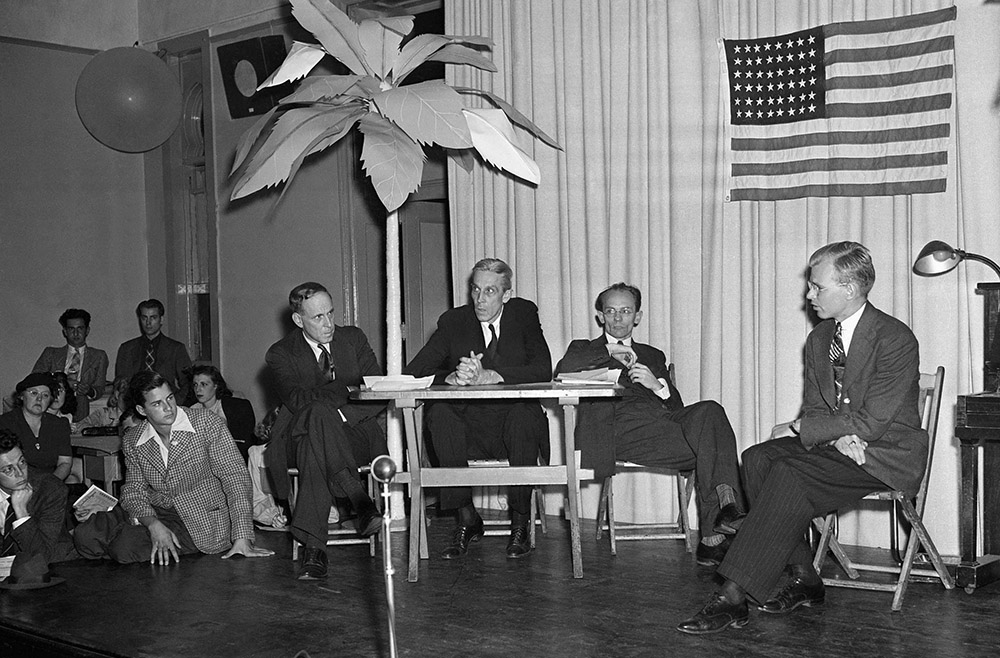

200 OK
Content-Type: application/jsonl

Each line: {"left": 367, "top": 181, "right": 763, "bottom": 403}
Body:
{"left": 957, "top": 251, "right": 1000, "bottom": 280}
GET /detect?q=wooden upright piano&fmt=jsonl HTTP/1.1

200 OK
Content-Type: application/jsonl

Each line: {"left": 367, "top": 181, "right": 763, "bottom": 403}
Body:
{"left": 954, "top": 283, "right": 1000, "bottom": 592}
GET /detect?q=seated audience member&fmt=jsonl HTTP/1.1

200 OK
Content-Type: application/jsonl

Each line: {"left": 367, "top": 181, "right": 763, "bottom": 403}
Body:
{"left": 0, "top": 374, "right": 72, "bottom": 481}
{"left": 247, "top": 406, "right": 288, "bottom": 530}
{"left": 33, "top": 308, "right": 109, "bottom": 422}
{"left": 265, "top": 282, "right": 386, "bottom": 580}
{"left": 185, "top": 365, "right": 257, "bottom": 463}
{"left": 403, "top": 258, "right": 551, "bottom": 560}
{"left": 73, "top": 372, "right": 272, "bottom": 564}
{"left": 0, "top": 428, "right": 77, "bottom": 588}
{"left": 678, "top": 241, "right": 928, "bottom": 635}
{"left": 73, "top": 376, "right": 130, "bottom": 433}
{"left": 554, "top": 283, "right": 746, "bottom": 566}
{"left": 46, "top": 372, "right": 77, "bottom": 422}
{"left": 115, "top": 299, "right": 193, "bottom": 404}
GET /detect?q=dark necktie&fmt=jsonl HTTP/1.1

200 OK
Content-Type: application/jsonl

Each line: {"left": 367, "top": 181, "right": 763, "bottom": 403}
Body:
{"left": 830, "top": 322, "right": 846, "bottom": 407}
{"left": 318, "top": 344, "right": 335, "bottom": 382}
{"left": 144, "top": 340, "right": 156, "bottom": 371}
{"left": 0, "top": 499, "right": 15, "bottom": 557}
{"left": 485, "top": 324, "right": 498, "bottom": 363}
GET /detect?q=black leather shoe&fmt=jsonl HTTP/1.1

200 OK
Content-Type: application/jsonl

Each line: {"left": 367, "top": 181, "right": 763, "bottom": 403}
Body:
{"left": 441, "top": 517, "right": 485, "bottom": 559}
{"left": 356, "top": 507, "right": 383, "bottom": 538}
{"left": 759, "top": 575, "right": 825, "bottom": 614}
{"left": 505, "top": 524, "right": 531, "bottom": 559}
{"left": 713, "top": 503, "right": 747, "bottom": 535}
{"left": 676, "top": 593, "right": 749, "bottom": 635}
{"left": 298, "top": 546, "right": 328, "bottom": 580}
{"left": 695, "top": 537, "right": 731, "bottom": 567}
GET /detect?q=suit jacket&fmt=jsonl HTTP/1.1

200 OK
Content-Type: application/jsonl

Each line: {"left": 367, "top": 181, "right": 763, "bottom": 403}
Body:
{"left": 264, "top": 326, "right": 385, "bottom": 500}
{"left": 5, "top": 468, "right": 76, "bottom": 564}
{"left": 403, "top": 297, "right": 552, "bottom": 385}
{"left": 220, "top": 397, "right": 256, "bottom": 461}
{"left": 33, "top": 345, "right": 109, "bottom": 420}
{"left": 115, "top": 334, "right": 193, "bottom": 402}
{"left": 554, "top": 337, "right": 684, "bottom": 478}
{"left": 799, "top": 303, "right": 927, "bottom": 497}
{"left": 119, "top": 406, "right": 254, "bottom": 554}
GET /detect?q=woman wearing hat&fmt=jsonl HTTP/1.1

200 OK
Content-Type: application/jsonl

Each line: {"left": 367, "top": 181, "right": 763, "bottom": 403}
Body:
{"left": 0, "top": 373, "right": 72, "bottom": 481}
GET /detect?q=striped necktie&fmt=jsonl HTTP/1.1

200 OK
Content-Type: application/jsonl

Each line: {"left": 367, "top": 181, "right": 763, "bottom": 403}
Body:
{"left": 829, "top": 322, "right": 846, "bottom": 407}
{"left": 144, "top": 340, "right": 156, "bottom": 371}
{"left": 0, "top": 499, "right": 15, "bottom": 557}
{"left": 318, "top": 344, "right": 335, "bottom": 382}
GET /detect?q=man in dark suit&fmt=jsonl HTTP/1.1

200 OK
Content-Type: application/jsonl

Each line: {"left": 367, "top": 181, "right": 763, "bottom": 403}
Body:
{"left": 555, "top": 283, "right": 745, "bottom": 566}
{"left": 115, "top": 299, "right": 193, "bottom": 404}
{"left": 33, "top": 308, "right": 109, "bottom": 422}
{"left": 265, "top": 282, "right": 387, "bottom": 580}
{"left": 404, "top": 258, "right": 551, "bottom": 560}
{"left": 0, "top": 429, "right": 76, "bottom": 585}
{"left": 678, "top": 241, "right": 928, "bottom": 635}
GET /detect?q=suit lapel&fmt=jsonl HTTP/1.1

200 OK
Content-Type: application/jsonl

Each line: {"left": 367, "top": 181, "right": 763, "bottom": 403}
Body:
{"left": 842, "top": 305, "right": 877, "bottom": 394}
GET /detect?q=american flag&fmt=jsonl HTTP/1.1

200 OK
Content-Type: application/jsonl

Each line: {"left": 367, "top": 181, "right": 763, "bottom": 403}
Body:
{"left": 721, "top": 6, "right": 956, "bottom": 202}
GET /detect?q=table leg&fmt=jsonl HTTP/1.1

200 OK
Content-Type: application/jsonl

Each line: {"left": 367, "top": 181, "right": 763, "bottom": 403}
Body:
{"left": 401, "top": 403, "right": 423, "bottom": 582}
{"left": 960, "top": 441, "right": 979, "bottom": 565}
{"left": 562, "top": 399, "right": 584, "bottom": 578}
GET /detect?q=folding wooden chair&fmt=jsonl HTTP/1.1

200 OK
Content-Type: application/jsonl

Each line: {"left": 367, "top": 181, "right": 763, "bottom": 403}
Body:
{"left": 287, "top": 467, "right": 376, "bottom": 560}
{"left": 812, "top": 366, "right": 955, "bottom": 610}
{"left": 594, "top": 364, "right": 698, "bottom": 555}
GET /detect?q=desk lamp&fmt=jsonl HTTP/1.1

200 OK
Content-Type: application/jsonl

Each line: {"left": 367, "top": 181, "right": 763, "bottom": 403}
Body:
{"left": 912, "top": 240, "right": 1000, "bottom": 279}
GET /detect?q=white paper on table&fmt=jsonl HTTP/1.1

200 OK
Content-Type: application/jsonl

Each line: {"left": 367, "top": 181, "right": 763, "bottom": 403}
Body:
{"left": 0, "top": 555, "right": 13, "bottom": 580}
{"left": 554, "top": 368, "right": 622, "bottom": 385}
{"left": 362, "top": 375, "right": 435, "bottom": 391}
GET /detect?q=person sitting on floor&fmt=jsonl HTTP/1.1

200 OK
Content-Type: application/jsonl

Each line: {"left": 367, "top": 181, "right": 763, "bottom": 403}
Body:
{"left": 0, "top": 428, "right": 77, "bottom": 588}
{"left": 0, "top": 373, "right": 72, "bottom": 482}
{"left": 554, "top": 282, "right": 746, "bottom": 566}
{"left": 73, "top": 372, "right": 273, "bottom": 564}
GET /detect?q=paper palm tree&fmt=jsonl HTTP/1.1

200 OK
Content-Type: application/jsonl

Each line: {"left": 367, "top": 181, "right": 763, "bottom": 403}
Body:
{"left": 230, "top": 0, "right": 559, "bottom": 376}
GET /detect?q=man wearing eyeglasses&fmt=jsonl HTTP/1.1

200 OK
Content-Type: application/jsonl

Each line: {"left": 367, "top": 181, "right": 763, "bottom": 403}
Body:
{"left": 404, "top": 258, "right": 552, "bottom": 560}
{"left": 555, "top": 282, "right": 746, "bottom": 567}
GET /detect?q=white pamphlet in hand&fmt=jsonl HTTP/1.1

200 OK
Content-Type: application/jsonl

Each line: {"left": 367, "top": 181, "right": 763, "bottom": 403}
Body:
{"left": 555, "top": 368, "right": 622, "bottom": 385}
{"left": 72, "top": 484, "right": 118, "bottom": 514}
{"left": 362, "top": 375, "right": 435, "bottom": 391}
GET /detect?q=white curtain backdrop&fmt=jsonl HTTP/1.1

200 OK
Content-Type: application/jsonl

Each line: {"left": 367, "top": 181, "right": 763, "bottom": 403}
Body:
{"left": 445, "top": 0, "right": 1000, "bottom": 555}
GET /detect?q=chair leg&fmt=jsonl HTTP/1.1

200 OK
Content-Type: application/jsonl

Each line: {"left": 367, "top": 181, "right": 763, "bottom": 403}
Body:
{"left": 896, "top": 499, "right": 955, "bottom": 593}
{"left": 529, "top": 488, "right": 537, "bottom": 548}
{"left": 596, "top": 476, "right": 610, "bottom": 541}
{"left": 815, "top": 513, "right": 861, "bottom": 580}
{"left": 536, "top": 488, "right": 547, "bottom": 535}
{"left": 606, "top": 476, "right": 617, "bottom": 556}
{"left": 679, "top": 471, "right": 696, "bottom": 554}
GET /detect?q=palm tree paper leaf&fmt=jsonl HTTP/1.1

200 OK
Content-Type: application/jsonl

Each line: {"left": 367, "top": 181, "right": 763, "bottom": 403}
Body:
{"left": 231, "top": 106, "right": 278, "bottom": 175}
{"left": 393, "top": 34, "right": 494, "bottom": 84}
{"left": 277, "top": 74, "right": 364, "bottom": 105}
{"left": 455, "top": 87, "right": 561, "bottom": 151}
{"left": 373, "top": 80, "right": 472, "bottom": 149}
{"left": 464, "top": 108, "right": 540, "bottom": 185}
{"left": 258, "top": 41, "right": 327, "bottom": 90}
{"left": 271, "top": 110, "right": 364, "bottom": 210}
{"left": 358, "top": 114, "right": 425, "bottom": 212}
{"left": 426, "top": 44, "right": 497, "bottom": 73}
{"left": 291, "top": 0, "right": 370, "bottom": 77}
{"left": 357, "top": 15, "right": 413, "bottom": 80}
{"left": 231, "top": 106, "right": 361, "bottom": 200}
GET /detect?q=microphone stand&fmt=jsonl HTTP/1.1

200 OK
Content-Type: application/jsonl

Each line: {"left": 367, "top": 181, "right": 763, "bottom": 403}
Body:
{"left": 369, "top": 455, "right": 398, "bottom": 658}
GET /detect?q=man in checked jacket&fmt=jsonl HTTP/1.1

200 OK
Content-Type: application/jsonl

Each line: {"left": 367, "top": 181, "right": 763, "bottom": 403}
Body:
{"left": 75, "top": 372, "right": 273, "bottom": 564}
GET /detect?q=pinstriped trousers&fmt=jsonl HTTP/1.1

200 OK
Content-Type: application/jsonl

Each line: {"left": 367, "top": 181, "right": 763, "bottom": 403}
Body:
{"left": 716, "top": 437, "right": 886, "bottom": 603}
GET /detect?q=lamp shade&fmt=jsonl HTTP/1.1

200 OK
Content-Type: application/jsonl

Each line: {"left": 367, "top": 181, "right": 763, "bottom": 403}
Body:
{"left": 75, "top": 47, "right": 182, "bottom": 153}
{"left": 913, "top": 240, "right": 962, "bottom": 276}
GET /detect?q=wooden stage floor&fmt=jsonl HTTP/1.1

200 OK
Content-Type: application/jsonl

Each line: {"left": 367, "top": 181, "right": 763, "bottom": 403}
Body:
{"left": 1, "top": 510, "right": 998, "bottom": 658}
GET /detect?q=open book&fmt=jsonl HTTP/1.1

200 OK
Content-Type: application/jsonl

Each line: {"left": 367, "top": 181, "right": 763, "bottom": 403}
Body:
{"left": 554, "top": 368, "right": 622, "bottom": 385}
{"left": 72, "top": 484, "right": 118, "bottom": 515}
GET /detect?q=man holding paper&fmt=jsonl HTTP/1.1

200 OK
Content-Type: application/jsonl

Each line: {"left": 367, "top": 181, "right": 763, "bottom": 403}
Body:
{"left": 404, "top": 258, "right": 551, "bottom": 560}
{"left": 554, "top": 283, "right": 745, "bottom": 566}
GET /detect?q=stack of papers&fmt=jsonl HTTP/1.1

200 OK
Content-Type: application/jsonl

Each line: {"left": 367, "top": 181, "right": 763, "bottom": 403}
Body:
{"left": 555, "top": 368, "right": 622, "bottom": 385}
{"left": 362, "top": 375, "right": 435, "bottom": 391}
